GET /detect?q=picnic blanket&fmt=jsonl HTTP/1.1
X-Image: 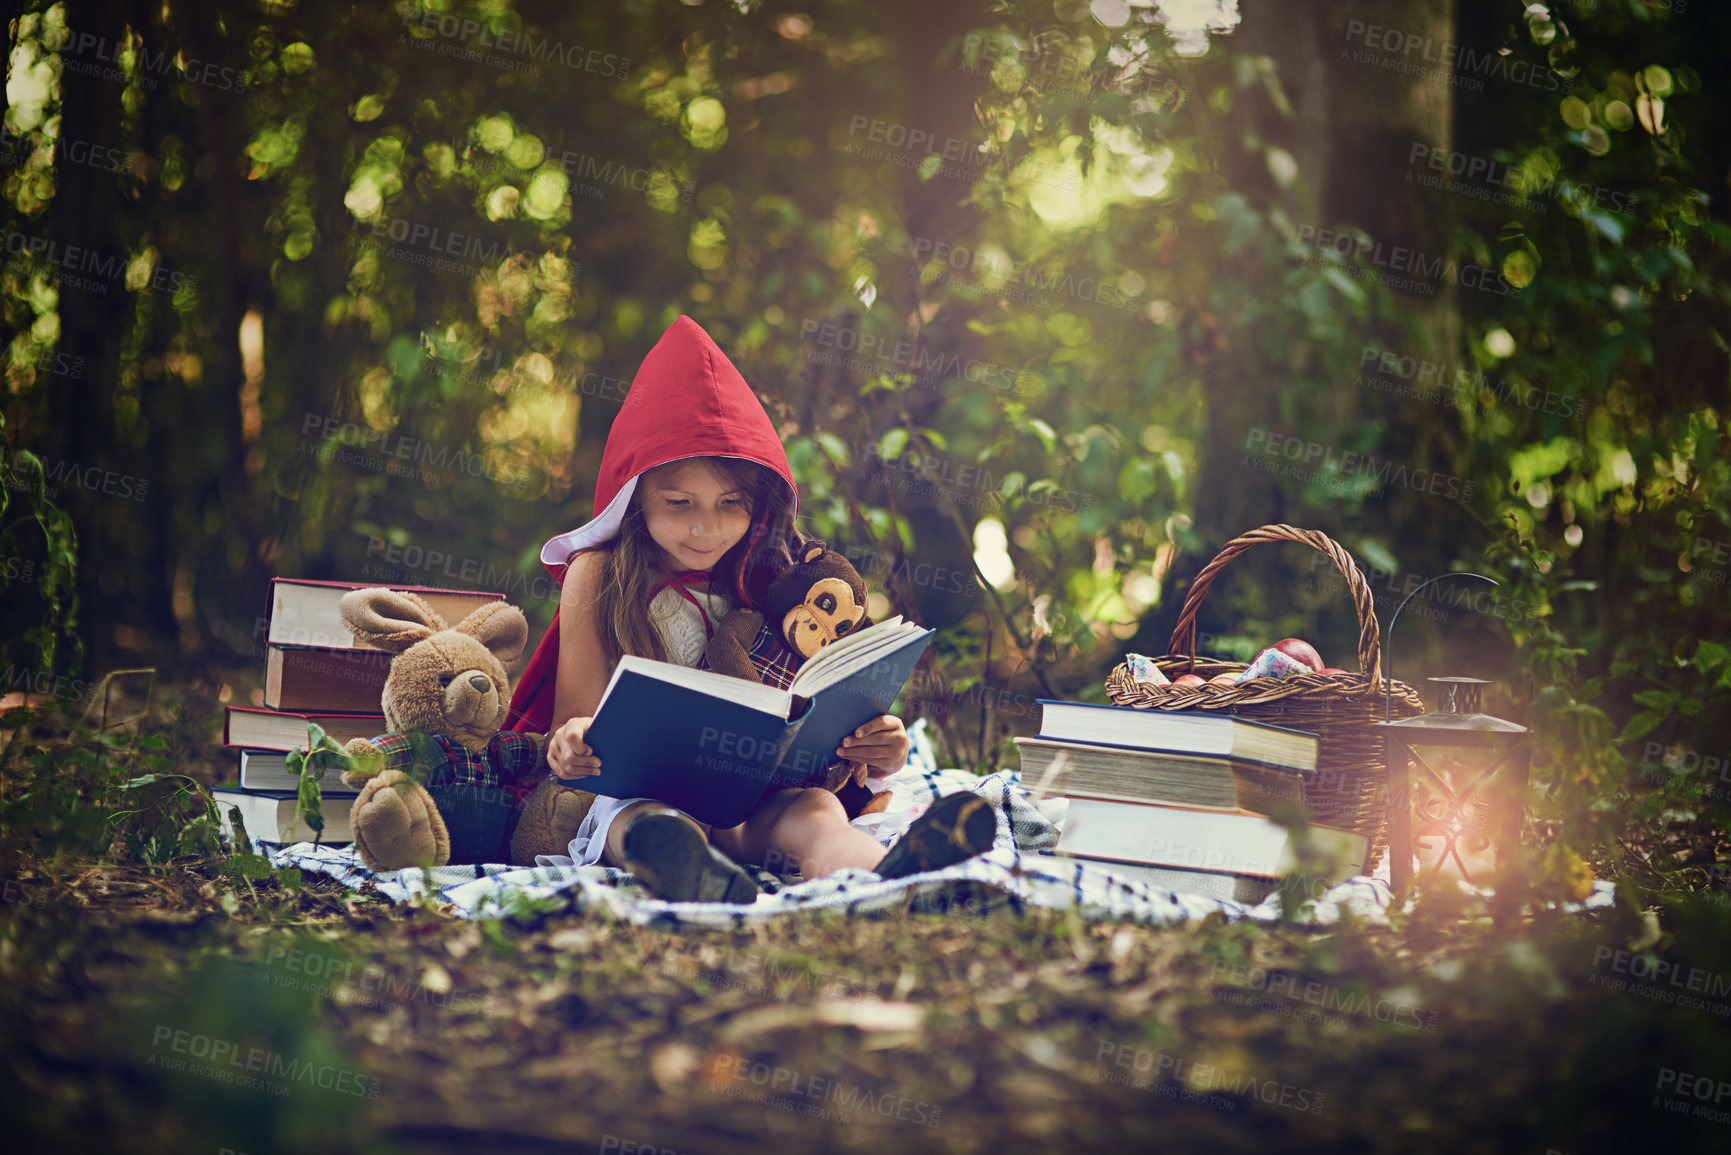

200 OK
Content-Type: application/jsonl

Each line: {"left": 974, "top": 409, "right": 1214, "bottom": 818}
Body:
{"left": 266, "top": 720, "right": 1613, "bottom": 930}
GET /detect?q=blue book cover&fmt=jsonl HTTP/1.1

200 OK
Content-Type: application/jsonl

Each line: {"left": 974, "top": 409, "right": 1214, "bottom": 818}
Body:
{"left": 577, "top": 623, "right": 934, "bottom": 827}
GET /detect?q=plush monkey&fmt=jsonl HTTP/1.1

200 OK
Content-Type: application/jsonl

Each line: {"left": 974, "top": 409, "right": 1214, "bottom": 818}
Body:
{"left": 704, "top": 542, "right": 893, "bottom": 819}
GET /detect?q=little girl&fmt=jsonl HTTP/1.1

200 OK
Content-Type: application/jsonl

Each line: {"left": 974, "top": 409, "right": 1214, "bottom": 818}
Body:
{"left": 506, "top": 316, "right": 994, "bottom": 902}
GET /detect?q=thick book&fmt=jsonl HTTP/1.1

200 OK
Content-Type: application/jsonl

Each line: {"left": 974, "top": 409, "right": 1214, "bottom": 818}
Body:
{"left": 1054, "top": 796, "right": 1368, "bottom": 881}
{"left": 1062, "top": 854, "right": 1279, "bottom": 905}
{"left": 234, "top": 750, "right": 358, "bottom": 796}
{"left": 264, "top": 645, "right": 393, "bottom": 712}
{"left": 224, "top": 706, "right": 384, "bottom": 751}
{"left": 213, "top": 788, "right": 353, "bottom": 844}
{"left": 1013, "top": 737, "right": 1307, "bottom": 815}
{"left": 268, "top": 577, "right": 506, "bottom": 651}
{"left": 1036, "top": 699, "right": 1320, "bottom": 774}
{"left": 578, "top": 616, "right": 935, "bottom": 827}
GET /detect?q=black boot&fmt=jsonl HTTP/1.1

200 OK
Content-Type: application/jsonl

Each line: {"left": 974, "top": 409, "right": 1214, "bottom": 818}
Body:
{"left": 621, "top": 811, "right": 761, "bottom": 904}
{"left": 875, "top": 793, "right": 998, "bottom": 880}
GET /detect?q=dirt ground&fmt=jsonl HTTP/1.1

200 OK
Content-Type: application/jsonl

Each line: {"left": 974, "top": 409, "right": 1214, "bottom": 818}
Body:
{"left": 3, "top": 859, "right": 1729, "bottom": 1155}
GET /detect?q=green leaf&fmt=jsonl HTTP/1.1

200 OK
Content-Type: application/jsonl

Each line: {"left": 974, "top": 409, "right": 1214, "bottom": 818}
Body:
{"left": 1322, "top": 268, "right": 1365, "bottom": 303}
{"left": 878, "top": 428, "right": 909, "bottom": 462}
{"left": 224, "top": 852, "right": 273, "bottom": 878}
{"left": 1580, "top": 207, "right": 1625, "bottom": 244}
{"left": 1118, "top": 457, "right": 1158, "bottom": 504}
{"left": 1617, "top": 713, "right": 1664, "bottom": 746}
{"left": 1355, "top": 538, "right": 1400, "bottom": 577}
{"left": 226, "top": 804, "right": 255, "bottom": 856}
{"left": 814, "top": 431, "right": 850, "bottom": 465}
{"left": 1692, "top": 640, "right": 1731, "bottom": 675}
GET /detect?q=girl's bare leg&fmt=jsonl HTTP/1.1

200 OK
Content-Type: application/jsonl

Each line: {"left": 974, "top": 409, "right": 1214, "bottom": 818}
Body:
{"left": 711, "top": 787, "right": 887, "bottom": 879}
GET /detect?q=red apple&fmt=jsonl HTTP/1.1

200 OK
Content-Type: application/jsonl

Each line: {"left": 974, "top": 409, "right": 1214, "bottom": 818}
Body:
{"left": 1317, "top": 666, "right": 1349, "bottom": 676}
{"left": 1271, "top": 637, "right": 1325, "bottom": 672}
{"left": 1208, "top": 673, "right": 1239, "bottom": 685}
{"left": 1174, "top": 673, "right": 1207, "bottom": 687}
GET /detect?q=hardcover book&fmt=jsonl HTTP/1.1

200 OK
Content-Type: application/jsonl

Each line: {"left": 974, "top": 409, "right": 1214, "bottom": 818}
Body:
{"left": 263, "top": 646, "right": 393, "bottom": 713}
{"left": 224, "top": 706, "right": 384, "bottom": 751}
{"left": 213, "top": 788, "right": 354, "bottom": 845}
{"left": 1013, "top": 736, "right": 1307, "bottom": 815}
{"left": 1061, "top": 854, "right": 1281, "bottom": 906}
{"left": 234, "top": 749, "right": 358, "bottom": 796}
{"left": 1034, "top": 699, "right": 1320, "bottom": 774}
{"left": 576, "top": 616, "right": 934, "bottom": 827}
{"left": 1054, "top": 796, "right": 1368, "bottom": 881}
{"left": 267, "top": 577, "right": 507, "bottom": 651}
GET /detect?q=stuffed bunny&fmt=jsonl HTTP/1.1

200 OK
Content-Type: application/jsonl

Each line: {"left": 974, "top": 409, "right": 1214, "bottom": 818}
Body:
{"left": 335, "top": 588, "right": 592, "bottom": 871}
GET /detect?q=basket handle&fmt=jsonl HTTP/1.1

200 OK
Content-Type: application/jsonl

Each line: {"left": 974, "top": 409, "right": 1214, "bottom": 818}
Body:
{"left": 1167, "top": 524, "right": 1385, "bottom": 690}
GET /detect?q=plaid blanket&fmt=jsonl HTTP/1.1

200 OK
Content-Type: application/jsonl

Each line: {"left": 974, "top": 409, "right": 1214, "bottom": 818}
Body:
{"left": 265, "top": 720, "right": 1613, "bottom": 930}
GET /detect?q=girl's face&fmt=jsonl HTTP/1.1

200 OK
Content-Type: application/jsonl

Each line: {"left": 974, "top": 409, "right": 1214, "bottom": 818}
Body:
{"left": 639, "top": 460, "right": 753, "bottom": 574}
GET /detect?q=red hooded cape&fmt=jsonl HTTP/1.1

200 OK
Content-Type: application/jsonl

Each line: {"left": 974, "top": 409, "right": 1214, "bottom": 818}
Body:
{"left": 505, "top": 315, "right": 796, "bottom": 735}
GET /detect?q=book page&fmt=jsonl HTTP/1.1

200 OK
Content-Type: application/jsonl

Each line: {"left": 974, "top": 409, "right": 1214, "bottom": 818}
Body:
{"left": 787, "top": 616, "right": 904, "bottom": 692}
{"left": 790, "top": 619, "right": 919, "bottom": 696}
{"left": 601, "top": 655, "right": 793, "bottom": 717}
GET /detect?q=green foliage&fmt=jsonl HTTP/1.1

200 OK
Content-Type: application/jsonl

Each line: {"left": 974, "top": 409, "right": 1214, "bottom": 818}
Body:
{"left": 115, "top": 952, "right": 376, "bottom": 1151}
{"left": 285, "top": 721, "right": 353, "bottom": 842}
{"left": 0, "top": 412, "right": 81, "bottom": 689}
{"left": 0, "top": 0, "right": 1724, "bottom": 912}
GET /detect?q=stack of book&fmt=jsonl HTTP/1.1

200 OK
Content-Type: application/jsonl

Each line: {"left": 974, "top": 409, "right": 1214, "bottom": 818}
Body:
{"left": 213, "top": 579, "right": 505, "bottom": 846}
{"left": 1019, "top": 700, "right": 1368, "bottom": 904}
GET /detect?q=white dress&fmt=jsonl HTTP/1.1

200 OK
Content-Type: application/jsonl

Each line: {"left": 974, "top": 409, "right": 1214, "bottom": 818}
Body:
{"left": 558, "top": 581, "right": 734, "bottom": 867}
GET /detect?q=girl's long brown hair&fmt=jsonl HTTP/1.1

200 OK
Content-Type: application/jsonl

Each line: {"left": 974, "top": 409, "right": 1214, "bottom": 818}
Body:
{"left": 573, "top": 457, "right": 799, "bottom": 669}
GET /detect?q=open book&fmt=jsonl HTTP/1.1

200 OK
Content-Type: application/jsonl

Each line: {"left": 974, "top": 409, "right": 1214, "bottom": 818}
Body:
{"left": 576, "top": 616, "right": 934, "bottom": 827}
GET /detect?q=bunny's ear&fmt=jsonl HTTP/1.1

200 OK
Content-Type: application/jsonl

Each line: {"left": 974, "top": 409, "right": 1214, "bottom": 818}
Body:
{"left": 453, "top": 602, "right": 529, "bottom": 669}
{"left": 339, "top": 589, "right": 447, "bottom": 652}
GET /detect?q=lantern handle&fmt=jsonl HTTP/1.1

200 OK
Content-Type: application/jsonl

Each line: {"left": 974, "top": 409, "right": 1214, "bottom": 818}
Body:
{"left": 1383, "top": 572, "right": 1498, "bottom": 724}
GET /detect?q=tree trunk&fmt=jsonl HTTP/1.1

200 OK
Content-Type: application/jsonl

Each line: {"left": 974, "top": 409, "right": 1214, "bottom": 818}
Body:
{"left": 1145, "top": 0, "right": 1464, "bottom": 661}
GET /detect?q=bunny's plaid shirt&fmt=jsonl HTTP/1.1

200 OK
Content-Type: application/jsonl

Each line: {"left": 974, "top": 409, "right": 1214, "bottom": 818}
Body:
{"left": 367, "top": 730, "right": 545, "bottom": 794}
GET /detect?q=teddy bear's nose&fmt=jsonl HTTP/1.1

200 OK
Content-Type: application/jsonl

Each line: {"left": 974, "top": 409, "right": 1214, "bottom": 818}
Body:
{"left": 469, "top": 675, "right": 491, "bottom": 693}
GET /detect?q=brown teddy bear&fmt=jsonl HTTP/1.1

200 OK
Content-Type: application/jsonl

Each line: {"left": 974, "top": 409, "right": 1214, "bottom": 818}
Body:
{"left": 334, "top": 588, "right": 590, "bottom": 871}
{"left": 702, "top": 541, "right": 893, "bottom": 818}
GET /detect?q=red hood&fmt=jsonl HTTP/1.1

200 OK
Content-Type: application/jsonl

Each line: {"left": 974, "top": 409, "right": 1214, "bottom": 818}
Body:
{"left": 509, "top": 316, "right": 794, "bottom": 737}
{"left": 538, "top": 315, "right": 796, "bottom": 582}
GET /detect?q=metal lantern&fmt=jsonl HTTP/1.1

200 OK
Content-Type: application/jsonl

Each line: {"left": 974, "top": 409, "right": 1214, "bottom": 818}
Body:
{"left": 1375, "top": 677, "right": 1531, "bottom": 897}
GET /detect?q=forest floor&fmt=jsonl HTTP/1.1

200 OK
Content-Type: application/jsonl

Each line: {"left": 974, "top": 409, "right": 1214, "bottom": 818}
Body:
{"left": 4, "top": 853, "right": 1731, "bottom": 1155}
{"left": 2, "top": 672, "right": 1728, "bottom": 1153}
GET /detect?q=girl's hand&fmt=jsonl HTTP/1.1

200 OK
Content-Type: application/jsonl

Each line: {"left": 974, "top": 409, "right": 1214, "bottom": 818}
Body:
{"left": 548, "top": 716, "right": 602, "bottom": 781}
{"left": 836, "top": 714, "right": 908, "bottom": 779}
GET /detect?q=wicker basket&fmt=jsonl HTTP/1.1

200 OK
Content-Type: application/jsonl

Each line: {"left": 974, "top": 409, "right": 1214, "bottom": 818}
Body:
{"left": 1104, "top": 524, "right": 1424, "bottom": 871}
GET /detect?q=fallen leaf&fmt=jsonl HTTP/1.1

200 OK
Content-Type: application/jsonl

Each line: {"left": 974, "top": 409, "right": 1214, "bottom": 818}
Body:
{"left": 650, "top": 1041, "right": 702, "bottom": 1091}
{"left": 716, "top": 1003, "right": 816, "bottom": 1041}
{"left": 422, "top": 963, "right": 452, "bottom": 995}
{"left": 814, "top": 998, "right": 925, "bottom": 1032}
{"left": 546, "top": 927, "right": 600, "bottom": 952}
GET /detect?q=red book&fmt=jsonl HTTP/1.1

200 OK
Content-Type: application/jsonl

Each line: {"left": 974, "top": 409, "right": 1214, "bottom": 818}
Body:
{"left": 264, "top": 646, "right": 393, "bottom": 713}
